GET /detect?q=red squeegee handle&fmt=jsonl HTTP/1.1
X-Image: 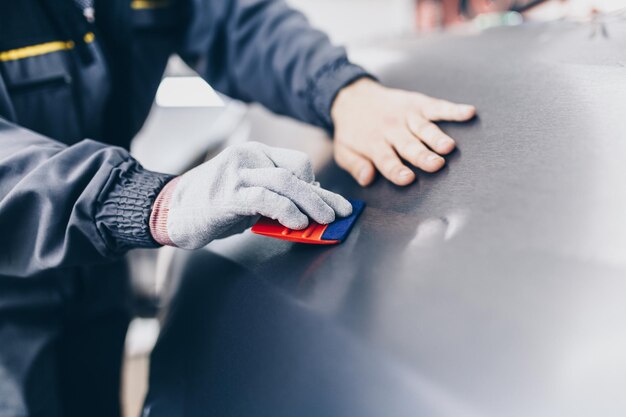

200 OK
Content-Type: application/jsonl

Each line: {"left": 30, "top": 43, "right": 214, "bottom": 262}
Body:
{"left": 251, "top": 218, "right": 339, "bottom": 245}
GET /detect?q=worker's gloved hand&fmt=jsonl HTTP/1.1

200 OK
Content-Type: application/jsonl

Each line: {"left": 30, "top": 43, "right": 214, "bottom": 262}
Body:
{"left": 149, "top": 142, "right": 352, "bottom": 249}
{"left": 331, "top": 78, "right": 476, "bottom": 187}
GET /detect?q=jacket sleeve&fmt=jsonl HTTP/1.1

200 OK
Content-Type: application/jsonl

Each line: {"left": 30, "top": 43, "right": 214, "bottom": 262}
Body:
{"left": 177, "top": 0, "right": 373, "bottom": 133}
{"left": 0, "top": 118, "right": 173, "bottom": 277}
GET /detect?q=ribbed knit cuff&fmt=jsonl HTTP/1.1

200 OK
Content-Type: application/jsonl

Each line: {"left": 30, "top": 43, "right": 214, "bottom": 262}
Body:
{"left": 308, "top": 57, "right": 376, "bottom": 134}
{"left": 149, "top": 177, "right": 180, "bottom": 247}
{"left": 96, "top": 163, "right": 174, "bottom": 253}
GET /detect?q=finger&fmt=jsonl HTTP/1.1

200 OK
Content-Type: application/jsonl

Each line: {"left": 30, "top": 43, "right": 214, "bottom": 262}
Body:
{"left": 242, "top": 187, "right": 309, "bottom": 230}
{"left": 419, "top": 97, "right": 476, "bottom": 122}
{"left": 334, "top": 143, "right": 376, "bottom": 187}
{"left": 241, "top": 168, "right": 336, "bottom": 225}
{"left": 256, "top": 142, "right": 316, "bottom": 183}
{"left": 385, "top": 129, "right": 445, "bottom": 173}
{"left": 369, "top": 142, "right": 415, "bottom": 186}
{"left": 310, "top": 186, "right": 353, "bottom": 218}
{"left": 406, "top": 115, "right": 456, "bottom": 155}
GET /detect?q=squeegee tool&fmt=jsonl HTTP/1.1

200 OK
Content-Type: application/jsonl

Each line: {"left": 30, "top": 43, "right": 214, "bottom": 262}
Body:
{"left": 251, "top": 199, "right": 365, "bottom": 245}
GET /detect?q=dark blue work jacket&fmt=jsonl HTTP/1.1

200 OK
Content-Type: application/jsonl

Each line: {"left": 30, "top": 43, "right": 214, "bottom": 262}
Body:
{"left": 0, "top": 0, "right": 369, "bottom": 278}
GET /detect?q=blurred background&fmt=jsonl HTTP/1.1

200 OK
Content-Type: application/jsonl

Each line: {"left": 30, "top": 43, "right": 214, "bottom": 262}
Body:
{"left": 123, "top": 0, "right": 625, "bottom": 416}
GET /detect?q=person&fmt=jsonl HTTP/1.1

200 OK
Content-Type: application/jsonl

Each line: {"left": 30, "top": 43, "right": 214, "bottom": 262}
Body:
{"left": 0, "top": 0, "right": 476, "bottom": 416}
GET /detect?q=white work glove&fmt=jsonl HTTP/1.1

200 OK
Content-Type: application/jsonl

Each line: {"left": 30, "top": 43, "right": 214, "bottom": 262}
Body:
{"left": 149, "top": 142, "right": 353, "bottom": 250}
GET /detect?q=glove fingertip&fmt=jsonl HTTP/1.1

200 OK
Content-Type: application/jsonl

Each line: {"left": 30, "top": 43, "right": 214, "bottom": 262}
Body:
{"left": 282, "top": 215, "right": 309, "bottom": 231}
{"left": 324, "top": 194, "right": 353, "bottom": 218}
{"left": 312, "top": 210, "right": 335, "bottom": 225}
{"left": 336, "top": 201, "right": 353, "bottom": 218}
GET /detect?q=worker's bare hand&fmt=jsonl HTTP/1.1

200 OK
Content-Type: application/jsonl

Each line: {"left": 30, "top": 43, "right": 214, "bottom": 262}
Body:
{"left": 330, "top": 78, "right": 476, "bottom": 186}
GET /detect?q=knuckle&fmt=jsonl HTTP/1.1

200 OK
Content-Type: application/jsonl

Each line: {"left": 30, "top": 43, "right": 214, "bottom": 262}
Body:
{"left": 397, "top": 140, "right": 416, "bottom": 156}
{"left": 420, "top": 123, "right": 437, "bottom": 137}
{"left": 431, "top": 98, "right": 447, "bottom": 108}
{"left": 442, "top": 103, "right": 455, "bottom": 115}
{"left": 382, "top": 115, "right": 401, "bottom": 128}
{"left": 409, "top": 116, "right": 428, "bottom": 132}
{"left": 417, "top": 149, "right": 433, "bottom": 162}
{"left": 379, "top": 155, "right": 399, "bottom": 173}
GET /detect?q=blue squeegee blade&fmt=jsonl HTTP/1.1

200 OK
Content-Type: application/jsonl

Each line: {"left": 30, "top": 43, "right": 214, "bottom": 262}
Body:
{"left": 321, "top": 199, "right": 365, "bottom": 242}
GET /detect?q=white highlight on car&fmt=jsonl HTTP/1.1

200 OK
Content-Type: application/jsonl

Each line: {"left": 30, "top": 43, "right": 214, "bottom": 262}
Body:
{"left": 156, "top": 76, "right": 225, "bottom": 108}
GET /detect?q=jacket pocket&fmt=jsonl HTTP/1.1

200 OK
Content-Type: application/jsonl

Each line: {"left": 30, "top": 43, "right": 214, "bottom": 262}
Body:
{"left": 131, "top": 0, "right": 181, "bottom": 30}
{"left": 1, "top": 50, "right": 82, "bottom": 144}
